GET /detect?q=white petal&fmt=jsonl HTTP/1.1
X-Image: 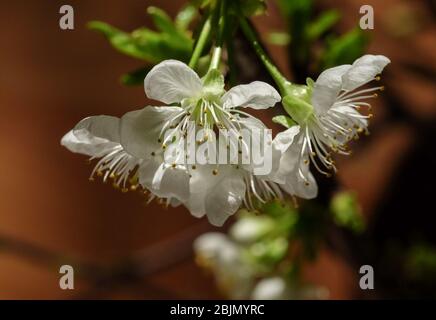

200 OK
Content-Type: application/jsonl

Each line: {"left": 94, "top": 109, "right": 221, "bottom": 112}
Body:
{"left": 251, "top": 277, "right": 288, "bottom": 300}
{"left": 144, "top": 59, "right": 203, "bottom": 104}
{"left": 120, "top": 106, "right": 183, "bottom": 159}
{"left": 342, "top": 55, "right": 391, "bottom": 91}
{"left": 205, "top": 173, "right": 246, "bottom": 226}
{"left": 269, "top": 126, "right": 301, "bottom": 183}
{"left": 273, "top": 126, "right": 300, "bottom": 154}
{"left": 312, "top": 65, "right": 352, "bottom": 114}
{"left": 282, "top": 170, "right": 318, "bottom": 199}
{"left": 186, "top": 165, "right": 245, "bottom": 225}
{"left": 61, "top": 115, "right": 120, "bottom": 157}
{"left": 138, "top": 156, "right": 190, "bottom": 202}
{"left": 222, "top": 81, "right": 281, "bottom": 110}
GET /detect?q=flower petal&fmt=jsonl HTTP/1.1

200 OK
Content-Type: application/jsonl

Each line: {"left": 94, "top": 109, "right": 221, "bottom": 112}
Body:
{"left": 222, "top": 81, "right": 281, "bottom": 110}
{"left": 61, "top": 115, "right": 120, "bottom": 157}
{"left": 312, "top": 65, "right": 352, "bottom": 114}
{"left": 186, "top": 165, "right": 245, "bottom": 225}
{"left": 269, "top": 126, "right": 301, "bottom": 184}
{"left": 282, "top": 169, "right": 318, "bottom": 199}
{"left": 205, "top": 172, "right": 246, "bottom": 226}
{"left": 120, "top": 106, "right": 184, "bottom": 159}
{"left": 342, "top": 55, "right": 390, "bottom": 91}
{"left": 138, "top": 156, "right": 190, "bottom": 202}
{"left": 144, "top": 59, "right": 203, "bottom": 104}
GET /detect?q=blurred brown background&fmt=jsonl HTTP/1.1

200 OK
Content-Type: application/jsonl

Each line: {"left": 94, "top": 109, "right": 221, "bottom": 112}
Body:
{"left": 0, "top": 0, "right": 435, "bottom": 299}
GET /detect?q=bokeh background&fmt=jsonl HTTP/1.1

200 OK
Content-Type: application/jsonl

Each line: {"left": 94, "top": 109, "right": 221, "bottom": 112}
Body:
{"left": 0, "top": 0, "right": 435, "bottom": 299}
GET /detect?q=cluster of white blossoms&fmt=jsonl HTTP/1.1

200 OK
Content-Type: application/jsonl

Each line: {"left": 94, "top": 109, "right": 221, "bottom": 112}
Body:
{"left": 61, "top": 55, "right": 390, "bottom": 226}
{"left": 194, "top": 231, "right": 329, "bottom": 299}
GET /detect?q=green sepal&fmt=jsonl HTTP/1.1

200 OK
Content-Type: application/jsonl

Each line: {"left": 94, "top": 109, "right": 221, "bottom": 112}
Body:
{"left": 282, "top": 94, "right": 313, "bottom": 124}
{"left": 202, "top": 68, "right": 225, "bottom": 96}
{"left": 272, "top": 115, "right": 297, "bottom": 129}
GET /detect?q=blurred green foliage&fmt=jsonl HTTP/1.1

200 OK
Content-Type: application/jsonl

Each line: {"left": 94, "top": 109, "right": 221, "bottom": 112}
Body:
{"left": 88, "top": 5, "right": 196, "bottom": 85}
{"left": 330, "top": 191, "right": 365, "bottom": 234}
{"left": 275, "top": 0, "right": 369, "bottom": 77}
{"left": 406, "top": 244, "right": 436, "bottom": 281}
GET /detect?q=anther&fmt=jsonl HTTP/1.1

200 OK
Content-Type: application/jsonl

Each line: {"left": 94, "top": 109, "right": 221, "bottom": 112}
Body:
{"left": 212, "top": 169, "right": 218, "bottom": 176}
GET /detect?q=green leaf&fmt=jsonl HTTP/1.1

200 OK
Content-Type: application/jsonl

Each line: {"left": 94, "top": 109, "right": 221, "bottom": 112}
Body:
{"left": 321, "top": 28, "right": 369, "bottom": 69}
{"left": 147, "top": 6, "right": 179, "bottom": 35}
{"left": 202, "top": 68, "right": 225, "bottom": 95}
{"left": 88, "top": 21, "right": 150, "bottom": 60}
{"left": 330, "top": 191, "right": 365, "bottom": 233}
{"left": 175, "top": 5, "right": 197, "bottom": 31}
{"left": 307, "top": 10, "right": 340, "bottom": 41}
{"left": 272, "top": 115, "right": 297, "bottom": 128}
{"left": 89, "top": 20, "right": 193, "bottom": 63}
{"left": 120, "top": 66, "right": 151, "bottom": 86}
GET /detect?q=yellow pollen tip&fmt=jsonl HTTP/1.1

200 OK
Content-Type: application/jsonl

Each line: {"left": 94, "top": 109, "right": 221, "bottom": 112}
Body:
{"left": 192, "top": 165, "right": 197, "bottom": 170}
{"left": 212, "top": 169, "right": 218, "bottom": 176}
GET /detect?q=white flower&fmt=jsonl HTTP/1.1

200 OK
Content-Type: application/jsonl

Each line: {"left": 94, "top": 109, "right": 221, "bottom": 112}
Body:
{"left": 184, "top": 121, "right": 287, "bottom": 226}
{"left": 140, "top": 59, "right": 287, "bottom": 225}
{"left": 194, "top": 232, "right": 253, "bottom": 299}
{"left": 61, "top": 107, "right": 191, "bottom": 204}
{"left": 61, "top": 59, "right": 287, "bottom": 225}
{"left": 143, "top": 59, "right": 281, "bottom": 138}
{"left": 61, "top": 115, "right": 141, "bottom": 191}
{"left": 283, "top": 54, "right": 390, "bottom": 182}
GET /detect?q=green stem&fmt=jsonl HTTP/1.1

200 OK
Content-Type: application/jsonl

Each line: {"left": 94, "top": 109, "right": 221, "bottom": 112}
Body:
{"left": 239, "top": 17, "right": 290, "bottom": 95}
{"left": 189, "top": 16, "right": 212, "bottom": 69}
{"left": 209, "top": 46, "right": 222, "bottom": 70}
{"left": 208, "top": 0, "right": 227, "bottom": 71}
